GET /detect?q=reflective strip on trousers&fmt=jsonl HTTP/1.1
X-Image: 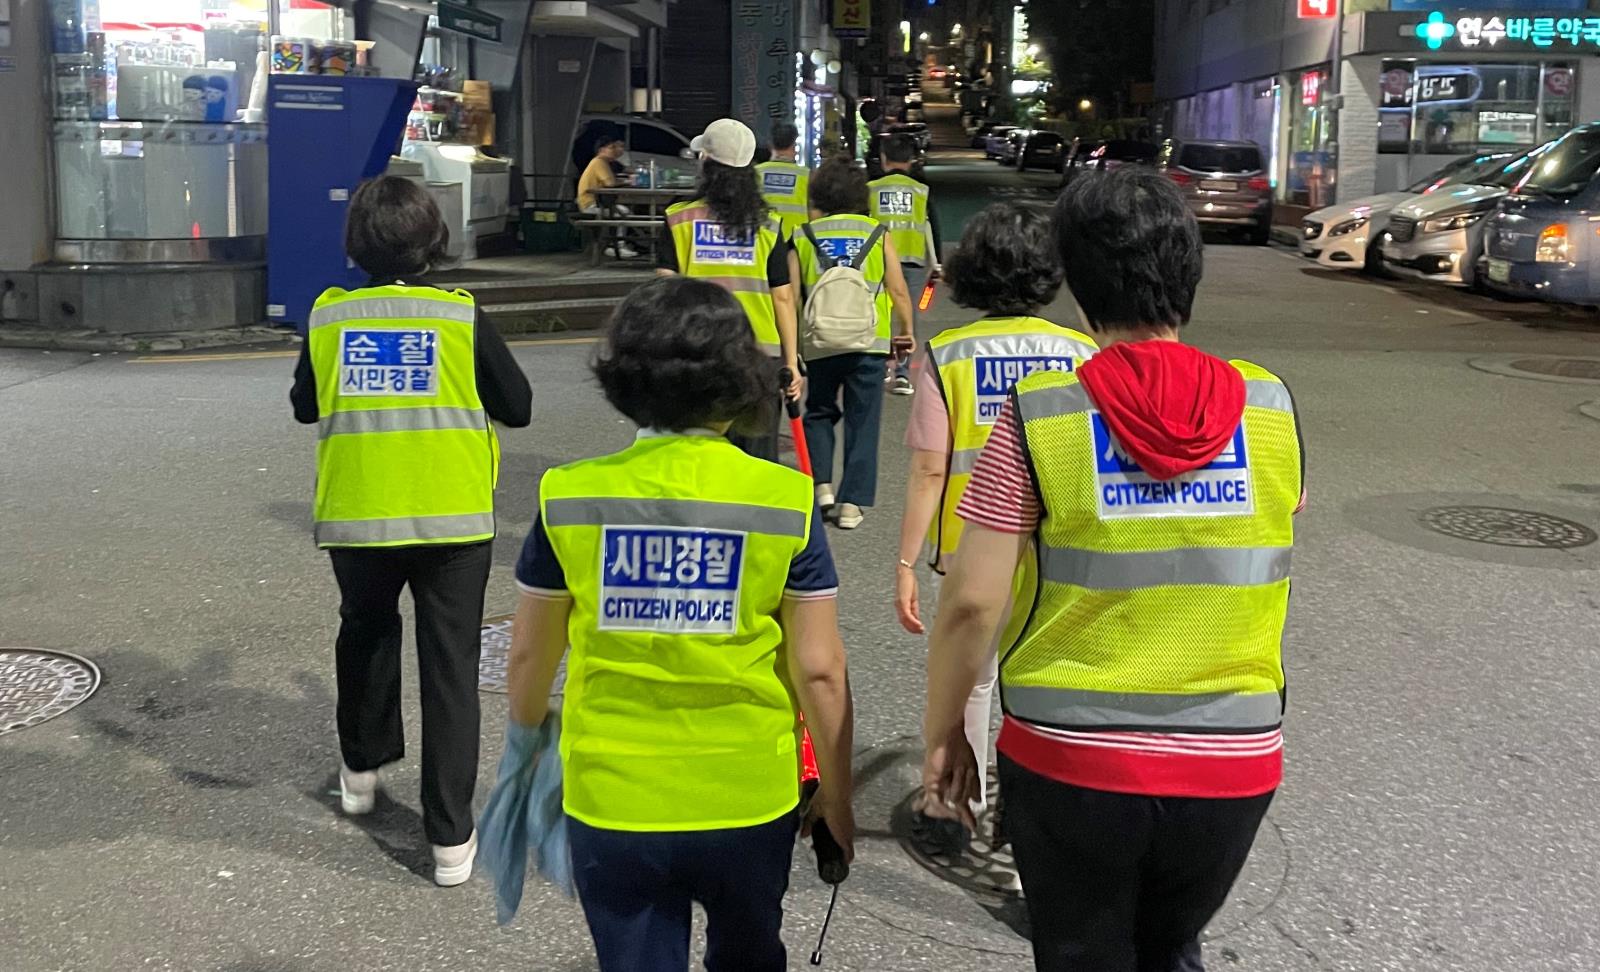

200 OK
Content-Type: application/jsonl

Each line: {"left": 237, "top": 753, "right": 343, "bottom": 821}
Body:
{"left": 308, "top": 297, "right": 475, "bottom": 330}
{"left": 1041, "top": 544, "right": 1291, "bottom": 590}
{"left": 315, "top": 512, "right": 496, "bottom": 545}
{"left": 929, "top": 332, "right": 1097, "bottom": 369}
{"left": 318, "top": 406, "right": 487, "bottom": 440}
{"left": 544, "top": 496, "right": 806, "bottom": 538}
{"left": 1004, "top": 685, "right": 1283, "bottom": 731}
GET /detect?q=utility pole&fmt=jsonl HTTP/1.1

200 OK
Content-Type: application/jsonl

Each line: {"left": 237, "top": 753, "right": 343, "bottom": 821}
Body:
{"left": 1326, "top": 0, "right": 1344, "bottom": 204}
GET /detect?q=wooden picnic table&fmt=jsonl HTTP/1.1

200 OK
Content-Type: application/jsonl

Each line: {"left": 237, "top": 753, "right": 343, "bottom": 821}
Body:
{"left": 575, "top": 186, "right": 699, "bottom": 266}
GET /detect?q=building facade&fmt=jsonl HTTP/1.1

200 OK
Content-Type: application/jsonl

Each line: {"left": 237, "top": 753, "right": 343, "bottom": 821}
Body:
{"left": 1155, "top": 0, "right": 1600, "bottom": 213}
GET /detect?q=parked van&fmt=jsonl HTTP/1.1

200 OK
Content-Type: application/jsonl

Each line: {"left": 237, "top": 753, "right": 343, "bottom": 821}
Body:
{"left": 1483, "top": 123, "right": 1600, "bottom": 305}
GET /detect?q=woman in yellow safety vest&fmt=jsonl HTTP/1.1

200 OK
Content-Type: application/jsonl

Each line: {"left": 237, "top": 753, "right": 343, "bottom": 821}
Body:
{"left": 893, "top": 202, "right": 1098, "bottom": 848}
{"left": 659, "top": 118, "right": 801, "bottom": 461}
{"left": 501, "top": 276, "right": 854, "bottom": 971}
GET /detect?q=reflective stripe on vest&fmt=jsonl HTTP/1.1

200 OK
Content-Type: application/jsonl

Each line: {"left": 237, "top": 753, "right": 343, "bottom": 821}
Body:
{"left": 1003, "top": 361, "right": 1300, "bottom": 735}
{"left": 666, "top": 200, "right": 782, "bottom": 356}
{"left": 319, "top": 405, "right": 487, "bottom": 439}
{"left": 308, "top": 285, "right": 498, "bottom": 549}
{"left": 924, "top": 318, "right": 1098, "bottom": 565}
{"left": 545, "top": 496, "right": 807, "bottom": 537}
{"left": 1003, "top": 685, "right": 1285, "bottom": 731}
{"left": 792, "top": 214, "right": 893, "bottom": 355}
{"left": 868, "top": 174, "right": 931, "bottom": 265}
{"left": 538, "top": 434, "right": 814, "bottom": 832}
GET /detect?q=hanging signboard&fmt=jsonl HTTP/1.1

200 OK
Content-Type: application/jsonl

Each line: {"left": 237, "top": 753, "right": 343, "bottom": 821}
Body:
{"left": 437, "top": 1, "right": 503, "bottom": 44}
{"left": 731, "top": 0, "right": 795, "bottom": 146}
{"left": 834, "top": 0, "right": 869, "bottom": 39}
{"left": 1298, "top": 0, "right": 1337, "bottom": 20}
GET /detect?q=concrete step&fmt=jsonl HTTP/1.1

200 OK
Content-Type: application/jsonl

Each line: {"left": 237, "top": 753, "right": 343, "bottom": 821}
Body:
{"left": 481, "top": 295, "right": 627, "bottom": 335}
{"left": 446, "top": 272, "right": 645, "bottom": 306}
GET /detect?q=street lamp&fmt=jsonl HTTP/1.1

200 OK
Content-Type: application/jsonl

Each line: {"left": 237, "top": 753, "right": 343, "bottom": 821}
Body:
{"left": 1078, "top": 98, "right": 1093, "bottom": 112}
{"left": 1026, "top": 44, "right": 1040, "bottom": 57}
{"left": 951, "top": 22, "right": 962, "bottom": 36}
{"left": 919, "top": 31, "right": 930, "bottom": 41}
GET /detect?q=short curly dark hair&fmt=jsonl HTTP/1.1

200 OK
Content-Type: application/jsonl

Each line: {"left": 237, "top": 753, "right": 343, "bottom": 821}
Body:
{"left": 808, "top": 158, "right": 868, "bottom": 216}
{"left": 345, "top": 175, "right": 449, "bottom": 278}
{"left": 1053, "top": 166, "right": 1203, "bottom": 330}
{"left": 944, "top": 202, "right": 1064, "bottom": 315}
{"left": 593, "top": 277, "right": 778, "bottom": 433}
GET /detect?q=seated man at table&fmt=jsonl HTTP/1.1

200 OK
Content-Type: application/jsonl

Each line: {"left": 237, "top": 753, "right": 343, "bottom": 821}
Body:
{"left": 578, "top": 133, "right": 637, "bottom": 259}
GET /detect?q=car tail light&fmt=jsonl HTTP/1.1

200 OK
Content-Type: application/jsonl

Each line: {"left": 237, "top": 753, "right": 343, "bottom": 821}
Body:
{"left": 1536, "top": 224, "right": 1571, "bottom": 263}
{"left": 1167, "top": 170, "right": 1192, "bottom": 186}
{"left": 1248, "top": 176, "right": 1270, "bottom": 193}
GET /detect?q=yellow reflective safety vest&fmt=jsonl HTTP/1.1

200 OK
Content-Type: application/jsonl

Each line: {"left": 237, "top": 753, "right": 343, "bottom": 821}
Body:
{"left": 307, "top": 285, "right": 498, "bottom": 548}
{"left": 790, "top": 214, "right": 892, "bottom": 357}
{"left": 666, "top": 199, "right": 782, "bottom": 357}
{"left": 925, "top": 316, "right": 1099, "bottom": 566}
{"left": 756, "top": 160, "right": 811, "bottom": 239}
{"left": 1004, "top": 360, "right": 1300, "bottom": 734}
{"left": 539, "top": 431, "right": 816, "bottom": 831}
{"left": 867, "top": 172, "right": 931, "bottom": 266}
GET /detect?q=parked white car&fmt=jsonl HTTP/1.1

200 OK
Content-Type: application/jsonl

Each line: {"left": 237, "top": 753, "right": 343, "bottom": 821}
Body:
{"left": 1379, "top": 150, "right": 1541, "bottom": 288}
{"left": 1300, "top": 154, "right": 1512, "bottom": 271}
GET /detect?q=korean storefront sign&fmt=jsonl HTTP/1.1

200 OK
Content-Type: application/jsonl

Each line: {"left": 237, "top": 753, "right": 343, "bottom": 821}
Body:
{"left": 1397, "top": 10, "right": 1600, "bottom": 51}
{"left": 834, "top": 0, "right": 869, "bottom": 39}
{"left": 732, "top": 0, "right": 795, "bottom": 145}
{"left": 1298, "top": 0, "right": 1336, "bottom": 21}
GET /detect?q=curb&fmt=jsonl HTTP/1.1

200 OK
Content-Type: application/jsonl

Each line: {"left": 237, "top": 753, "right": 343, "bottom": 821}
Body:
{"left": 0, "top": 325, "right": 297, "bottom": 353}
{"left": 1269, "top": 225, "right": 1301, "bottom": 247}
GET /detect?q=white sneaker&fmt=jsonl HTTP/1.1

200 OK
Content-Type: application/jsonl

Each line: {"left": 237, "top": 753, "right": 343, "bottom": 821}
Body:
{"left": 610, "top": 242, "right": 640, "bottom": 259}
{"left": 890, "top": 375, "right": 915, "bottom": 396}
{"left": 433, "top": 830, "right": 478, "bottom": 887}
{"left": 339, "top": 763, "right": 379, "bottom": 816}
{"left": 835, "top": 502, "right": 864, "bottom": 530}
{"left": 815, "top": 483, "right": 836, "bottom": 514}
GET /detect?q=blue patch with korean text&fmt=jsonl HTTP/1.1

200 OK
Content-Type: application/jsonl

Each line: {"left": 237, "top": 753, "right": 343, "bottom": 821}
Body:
{"left": 1093, "top": 414, "right": 1253, "bottom": 518}
{"left": 972, "top": 355, "right": 1075, "bottom": 426}
{"left": 692, "top": 220, "right": 757, "bottom": 266}
{"left": 817, "top": 236, "right": 867, "bottom": 268}
{"left": 339, "top": 328, "right": 438, "bottom": 397}
{"left": 762, "top": 171, "right": 799, "bottom": 193}
{"left": 599, "top": 526, "right": 746, "bottom": 633}
{"left": 876, "top": 188, "right": 915, "bottom": 216}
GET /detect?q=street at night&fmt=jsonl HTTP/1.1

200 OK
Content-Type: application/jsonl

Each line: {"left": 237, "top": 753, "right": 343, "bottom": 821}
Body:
{"left": 7, "top": 0, "right": 1600, "bottom": 967}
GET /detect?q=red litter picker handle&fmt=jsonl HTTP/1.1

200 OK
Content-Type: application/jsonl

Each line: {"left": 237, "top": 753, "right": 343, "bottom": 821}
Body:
{"left": 779, "top": 366, "right": 821, "bottom": 785}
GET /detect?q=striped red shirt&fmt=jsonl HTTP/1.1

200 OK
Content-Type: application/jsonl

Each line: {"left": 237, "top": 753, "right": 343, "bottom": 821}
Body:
{"left": 955, "top": 399, "right": 1281, "bottom": 798}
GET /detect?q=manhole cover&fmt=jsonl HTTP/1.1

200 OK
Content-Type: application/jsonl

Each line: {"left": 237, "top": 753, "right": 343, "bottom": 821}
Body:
{"left": 0, "top": 648, "right": 101, "bottom": 736}
{"left": 1508, "top": 357, "right": 1600, "bottom": 381}
{"left": 1420, "top": 506, "right": 1597, "bottom": 549}
{"left": 892, "top": 767, "right": 1022, "bottom": 904}
{"left": 478, "top": 614, "right": 566, "bottom": 695}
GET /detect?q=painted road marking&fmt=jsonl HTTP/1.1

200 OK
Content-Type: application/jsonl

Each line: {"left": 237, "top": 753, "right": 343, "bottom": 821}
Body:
{"left": 130, "top": 335, "right": 599, "bottom": 364}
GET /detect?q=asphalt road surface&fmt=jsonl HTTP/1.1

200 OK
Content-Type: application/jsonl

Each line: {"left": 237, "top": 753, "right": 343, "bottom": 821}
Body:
{"left": 5, "top": 108, "right": 1600, "bottom": 972}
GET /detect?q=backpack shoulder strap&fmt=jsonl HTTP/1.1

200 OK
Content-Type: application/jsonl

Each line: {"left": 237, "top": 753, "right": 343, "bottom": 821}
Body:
{"left": 801, "top": 223, "right": 835, "bottom": 271}
{"left": 862, "top": 223, "right": 887, "bottom": 259}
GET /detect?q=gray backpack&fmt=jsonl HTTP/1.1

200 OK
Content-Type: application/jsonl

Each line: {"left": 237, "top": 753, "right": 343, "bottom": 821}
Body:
{"left": 800, "top": 223, "right": 886, "bottom": 356}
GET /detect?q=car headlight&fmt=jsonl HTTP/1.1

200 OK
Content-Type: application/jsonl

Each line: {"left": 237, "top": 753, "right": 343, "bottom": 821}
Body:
{"left": 1536, "top": 224, "right": 1571, "bottom": 263}
{"left": 1420, "top": 210, "right": 1486, "bottom": 234}
{"left": 1328, "top": 216, "right": 1368, "bottom": 237}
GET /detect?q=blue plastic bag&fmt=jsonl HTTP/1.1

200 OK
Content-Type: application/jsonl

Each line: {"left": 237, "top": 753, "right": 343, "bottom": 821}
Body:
{"left": 477, "top": 714, "right": 574, "bottom": 925}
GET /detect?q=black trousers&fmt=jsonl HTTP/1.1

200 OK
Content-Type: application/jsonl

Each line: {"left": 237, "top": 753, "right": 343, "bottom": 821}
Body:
{"left": 329, "top": 541, "right": 491, "bottom": 847}
{"left": 567, "top": 812, "right": 796, "bottom": 972}
{"left": 998, "top": 755, "right": 1274, "bottom": 972}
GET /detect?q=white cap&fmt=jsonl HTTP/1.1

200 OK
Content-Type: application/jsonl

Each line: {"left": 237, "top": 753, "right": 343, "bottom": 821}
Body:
{"left": 691, "top": 118, "right": 757, "bottom": 168}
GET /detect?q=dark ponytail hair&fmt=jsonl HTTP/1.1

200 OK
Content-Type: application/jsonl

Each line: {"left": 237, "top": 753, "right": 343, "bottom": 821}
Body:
{"left": 696, "top": 159, "right": 771, "bottom": 235}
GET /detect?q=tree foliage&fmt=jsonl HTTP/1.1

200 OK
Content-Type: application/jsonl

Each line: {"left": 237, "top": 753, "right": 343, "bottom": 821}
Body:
{"left": 1028, "top": 0, "right": 1154, "bottom": 115}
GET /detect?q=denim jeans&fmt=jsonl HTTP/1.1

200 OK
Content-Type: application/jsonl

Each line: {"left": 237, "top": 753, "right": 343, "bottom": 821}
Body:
{"left": 568, "top": 811, "right": 797, "bottom": 972}
{"left": 803, "top": 351, "right": 887, "bottom": 507}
